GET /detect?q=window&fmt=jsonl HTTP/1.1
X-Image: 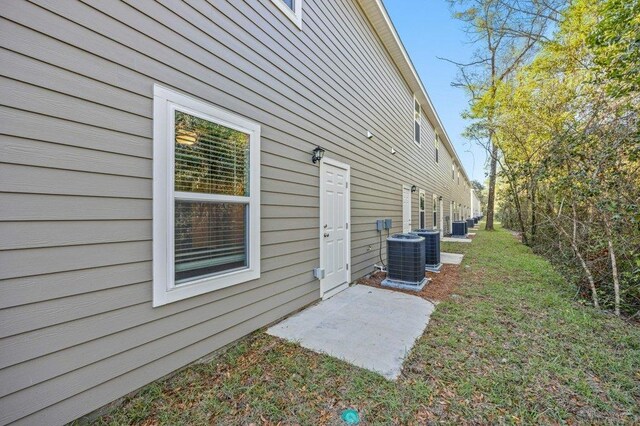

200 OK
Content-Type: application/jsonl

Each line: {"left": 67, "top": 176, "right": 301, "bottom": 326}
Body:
{"left": 419, "top": 190, "right": 426, "bottom": 229}
{"left": 271, "top": 0, "right": 302, "bottom": 29}
{"left": 414, "top": 96, "right": 421, "bottom": 145}
{"left": 153, "top": 85, "right": 261, "bottom": 307}
{"left": 458, "top": 169, "right": 460, "bottom": 185}
{"left": 432, "top": 194, "right": 438, "bottom": 229}
{"left": 452, "top": 164, "right": 455, "bottom": 180}
{"left": 434, "top": 134, "right": 439, "bottom": 163}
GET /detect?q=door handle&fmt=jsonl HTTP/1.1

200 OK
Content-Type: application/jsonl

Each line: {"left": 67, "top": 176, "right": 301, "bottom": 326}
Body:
{"left": 324, "top": 232, "right": 330, "bottom": 237}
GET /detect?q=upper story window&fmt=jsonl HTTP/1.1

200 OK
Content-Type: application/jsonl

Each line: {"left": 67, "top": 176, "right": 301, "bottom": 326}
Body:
{"left": 153, "top": 85, "right": 261, "bottom": 307}
{"left": 271, "top": 0, "right": 302, "bottom": 29}
{"left": 434, "top": 134, "right": 440, "bottom": 163}
{"left": 413, "top": 96, "right": 421, "bottom": 146}
{"left": 452, "top": 164, "right": 455, "bottom": 180}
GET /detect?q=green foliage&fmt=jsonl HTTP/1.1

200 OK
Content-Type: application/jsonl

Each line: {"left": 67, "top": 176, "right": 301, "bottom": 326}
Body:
{"left": 588, "top": 0, "right": 640, "bottom": 97}
{"left": 488, "top": 0, "right": 640, "bottom": 316}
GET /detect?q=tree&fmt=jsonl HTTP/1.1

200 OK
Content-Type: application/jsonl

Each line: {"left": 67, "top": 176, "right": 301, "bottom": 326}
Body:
{"left": 488, "top": 0, "right": 640, "bottom": 315}
{"left": 446, "top": 0, "right": 566, "bottom": 231}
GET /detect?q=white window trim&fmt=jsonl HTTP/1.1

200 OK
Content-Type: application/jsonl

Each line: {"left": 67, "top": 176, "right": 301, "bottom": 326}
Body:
{"left": 413, "top": 95, "right": 421, "bottom": 146}
{"left": 432, "top": 194, "right": 438, "bottom": 230}
{"left": 418, "top": 189, "right": 426, "bottom": 229}
{"left": 152, "top": 84, "right": 261, "bottom": 307}
{"left": 271, "top": 0, "right": 303, "bottom": 29}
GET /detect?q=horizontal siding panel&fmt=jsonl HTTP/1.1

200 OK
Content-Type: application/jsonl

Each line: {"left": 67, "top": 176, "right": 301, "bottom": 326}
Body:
{"left": 0, "top": 193, "right": 151, "bottom": 221}
{"left": 0, "top": 47, "right": 150, "bottom": 116}
{"left": 0, "top": 135, "right": 151, "bottom": 179}
{"left": 0, "top": 241, "right": 151, "bottom": 280}
{"left": 0, "top": 262, "right": 151, "bottom": 309}
{"left": 0, "top": 220, "right": 150, "bottom": 250}
{"left": 0, "top": 163, "right": 151, "bottom": 199}
{"left": 0, "top": 106, "right": 151, "bottom": 158}
{"left": 262, "top": 228, "right": 317, "bottom": 246}
{"left": 0, "top": 282, "right": 150, "bottom": 339}
{"left": 0, "top": 76, "right": 149, "bottom": 137}
{"left": 262, "top": 218, "right": 316, "bottom": 232}
{"left": 261, "top": 240, "right": 318, "bottom": 260}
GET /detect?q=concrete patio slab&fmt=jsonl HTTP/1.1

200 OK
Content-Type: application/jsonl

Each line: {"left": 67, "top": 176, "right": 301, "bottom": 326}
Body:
{"left": 441, "top": 252, "right": 464, "bottom": 265}
{"left": 267, "top": 285, "right": 435, "bottom": 380}
{"left": 441, "top": 236, "right": 472, "bottom": 243}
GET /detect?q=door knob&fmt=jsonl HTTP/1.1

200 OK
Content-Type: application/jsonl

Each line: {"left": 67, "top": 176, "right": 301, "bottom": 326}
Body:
{"left": 324, "top": 232, "right": 330, "bottom": 237}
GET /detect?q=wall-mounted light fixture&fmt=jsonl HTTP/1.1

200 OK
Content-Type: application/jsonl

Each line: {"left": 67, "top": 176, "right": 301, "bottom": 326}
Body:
{"left": 366, "top": 131, "right": 373, "bottom": 139}
{"left": 391, "top": 147, "right": 397, "bottom": 155}
{"left": 411, "top": 185, "right": 417, "bottom": 193}
{"left": 438, "top": 195, "right": 443, "bottom": 201}
{"left": 312, "top": 146, "right": 325, "bottom": 164}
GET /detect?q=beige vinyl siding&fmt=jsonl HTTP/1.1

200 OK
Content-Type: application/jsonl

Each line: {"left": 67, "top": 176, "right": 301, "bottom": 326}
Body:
{"left": 0, "top": 0, "right": 472, "bottom": 423}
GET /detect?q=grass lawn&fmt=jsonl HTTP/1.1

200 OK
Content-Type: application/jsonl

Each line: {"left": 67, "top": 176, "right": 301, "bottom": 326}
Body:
{"left": 94, "top": 224, "right": 640, "bottom": 425}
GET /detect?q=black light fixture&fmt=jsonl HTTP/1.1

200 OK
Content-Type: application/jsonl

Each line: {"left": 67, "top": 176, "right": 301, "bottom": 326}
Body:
{"left": 312, "top": 146, "right": 325, "bottom": 164}
{"left": 411, "top": 185, "right": 417, "bottom": 193}
{"left": 438, "top": 195, "right": 443, "bottom": 201}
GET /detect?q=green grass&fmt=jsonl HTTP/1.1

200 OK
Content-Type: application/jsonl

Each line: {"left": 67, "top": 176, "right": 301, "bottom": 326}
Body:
{"left": 94, "top": 224, "right": 640, "bottom": 425}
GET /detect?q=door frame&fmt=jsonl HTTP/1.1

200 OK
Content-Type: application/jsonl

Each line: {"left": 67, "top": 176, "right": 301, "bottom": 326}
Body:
{"left": 402, "top": 184, "right": 412, "bottom": 233}
{"left": 439, "top": 198, "right": 444, "bottom": 236}
{"left": 319, "top": 157, "right": 351, "bottom": 299}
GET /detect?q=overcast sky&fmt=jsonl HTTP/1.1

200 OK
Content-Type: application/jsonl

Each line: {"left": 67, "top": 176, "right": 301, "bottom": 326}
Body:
{"left": 383, "top": 0, "right": 488, "bottom": 184}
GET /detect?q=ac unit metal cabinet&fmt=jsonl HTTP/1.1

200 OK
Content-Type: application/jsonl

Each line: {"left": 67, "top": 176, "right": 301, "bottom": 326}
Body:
{"left": 411, "top": 229, "right": 442, "bottom": 271}
{"left": 452, "top": 221, "right": 466, "bottom": 237}
{"left": 382, "top": 233, "right": 428, "bottom": 290}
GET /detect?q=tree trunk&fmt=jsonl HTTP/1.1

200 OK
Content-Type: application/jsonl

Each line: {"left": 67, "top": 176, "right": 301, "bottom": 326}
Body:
{"left": 603, "top": 216, "right": 621, "bottom": 316}
{"left": 530, "top": 182, "right": 537, "bottom": 245}
{"left": 568, "top": 204, "right": 599, "bottom": 309}
{"left": 485, "top": 141, "right": 498, "bottom": 231}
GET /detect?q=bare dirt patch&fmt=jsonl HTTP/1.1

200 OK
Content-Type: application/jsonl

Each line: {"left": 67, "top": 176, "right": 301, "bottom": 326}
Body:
{"left": 356, "top": 264, "right": 461, "bottom": 302}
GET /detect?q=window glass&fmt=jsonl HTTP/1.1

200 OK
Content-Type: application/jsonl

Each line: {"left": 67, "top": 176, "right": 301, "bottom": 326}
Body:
{"left": 175, "top": 111, "right": 249, "bottom": 196}
{"left": 173, "top": 111, "right": 251, "bottom": 283}
{"left": 175, "top": 201, "right": 248, "bottom": 284}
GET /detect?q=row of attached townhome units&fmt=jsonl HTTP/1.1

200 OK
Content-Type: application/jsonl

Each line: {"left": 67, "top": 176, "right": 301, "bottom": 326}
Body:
{"left": 0, "top": 0, "right": 478, "bottom": 423}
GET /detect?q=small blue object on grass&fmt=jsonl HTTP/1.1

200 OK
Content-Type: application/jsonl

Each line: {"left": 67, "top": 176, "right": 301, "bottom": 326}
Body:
{"left": 341, "top": 409, "right": 360, "bottom": 424}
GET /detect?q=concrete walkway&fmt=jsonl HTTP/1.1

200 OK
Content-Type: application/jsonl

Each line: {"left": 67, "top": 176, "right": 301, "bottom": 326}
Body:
{"left": 441, "top": 252, "right": 464, "bottom": 265}
{"left": 267, "top": 285, "right": 435, "bottom": 380}
{"left": 441, "top": 236, "right": 472, "bottom": 243}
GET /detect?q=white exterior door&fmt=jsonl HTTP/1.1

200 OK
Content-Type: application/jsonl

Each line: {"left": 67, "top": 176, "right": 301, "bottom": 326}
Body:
{"left": 402, "top": 185, "right": 412, "bottom": 233}
{"left": 320, "top": 158, "right": 350, "bottom": 299}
